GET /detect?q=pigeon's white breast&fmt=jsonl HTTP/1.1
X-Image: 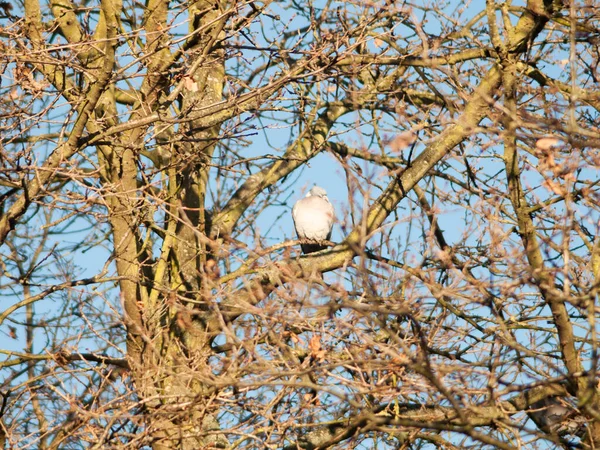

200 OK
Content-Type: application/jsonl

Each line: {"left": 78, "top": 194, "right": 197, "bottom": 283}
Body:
{"left": 292, "top": 197, "right": 333, "bottom": 240}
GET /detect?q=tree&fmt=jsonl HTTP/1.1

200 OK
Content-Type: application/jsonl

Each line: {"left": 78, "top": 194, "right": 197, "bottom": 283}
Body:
{"left": 1, "top": 0, "right": 600, "bottom": 448}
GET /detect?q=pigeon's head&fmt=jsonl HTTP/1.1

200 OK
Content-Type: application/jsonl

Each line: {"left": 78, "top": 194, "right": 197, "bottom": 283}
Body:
{"left": 307, "top": 186, "right": 328, "bottom": 198}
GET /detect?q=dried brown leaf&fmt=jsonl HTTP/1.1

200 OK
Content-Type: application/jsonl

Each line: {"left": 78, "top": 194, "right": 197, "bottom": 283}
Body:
{"left": 536, "top": 137, "right": 562, "bottom": 151}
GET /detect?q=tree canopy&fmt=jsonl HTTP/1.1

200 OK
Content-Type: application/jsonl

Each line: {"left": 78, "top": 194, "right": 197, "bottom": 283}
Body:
{"left": 1, "top": 0, "right": 600, "bottom": 448}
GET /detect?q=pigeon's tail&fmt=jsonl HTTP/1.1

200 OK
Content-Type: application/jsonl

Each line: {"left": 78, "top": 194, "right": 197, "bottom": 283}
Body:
{"left": 301, "top": 243, "right": 327, "bottom": 254}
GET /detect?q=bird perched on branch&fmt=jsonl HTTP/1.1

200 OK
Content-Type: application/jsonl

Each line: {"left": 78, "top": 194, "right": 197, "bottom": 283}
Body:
{"left": 528, "top": 396, "right": 586, "bottom": 438}
{"left": 292, "top": 186, "right": 335, "bottom": 254}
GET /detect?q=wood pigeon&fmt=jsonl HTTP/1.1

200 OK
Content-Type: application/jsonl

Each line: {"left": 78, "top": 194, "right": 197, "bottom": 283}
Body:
{"left": 528, "top": 396, "right": 586, "bottom": 437}
{"left": 292, "top": 186, "right": 335, "bottom": 254}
